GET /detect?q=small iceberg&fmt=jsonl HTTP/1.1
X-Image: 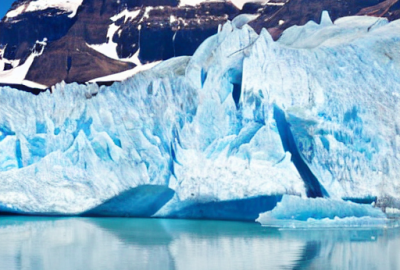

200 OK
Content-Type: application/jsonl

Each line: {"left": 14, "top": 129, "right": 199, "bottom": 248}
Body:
{"left": 256, "top": 195, "right": 391, "bottom": 228}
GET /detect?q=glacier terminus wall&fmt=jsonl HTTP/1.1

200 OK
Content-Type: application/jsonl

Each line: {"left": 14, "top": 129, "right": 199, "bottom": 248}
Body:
{"left": 0, "top": 12, "right": 399, "bottom": 224}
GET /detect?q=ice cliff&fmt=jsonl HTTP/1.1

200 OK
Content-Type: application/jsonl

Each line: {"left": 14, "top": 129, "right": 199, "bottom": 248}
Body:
{"left": 0, "top": 12, "right": 399, "bottom": 221}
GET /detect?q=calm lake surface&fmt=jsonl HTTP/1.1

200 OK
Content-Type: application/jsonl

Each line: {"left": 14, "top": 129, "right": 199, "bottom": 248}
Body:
{"left": 0, "top": 216, "right": 399, "bottom": 270}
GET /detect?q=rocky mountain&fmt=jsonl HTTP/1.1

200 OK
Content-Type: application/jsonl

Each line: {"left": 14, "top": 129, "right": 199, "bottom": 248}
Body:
{"left": 248, "top": 0, "right": 400, "bottom": 35}
{"left": 0, "top": 0, "right": 399, "bottom": 91}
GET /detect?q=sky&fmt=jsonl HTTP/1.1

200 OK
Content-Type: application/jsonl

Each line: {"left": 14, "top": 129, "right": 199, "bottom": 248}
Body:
{"left": 0, "top": 0, "right": 15, "bottom": 19}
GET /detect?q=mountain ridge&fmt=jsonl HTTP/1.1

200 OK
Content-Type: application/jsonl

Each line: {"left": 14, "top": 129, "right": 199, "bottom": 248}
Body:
{"left": 0, "top": 0, "right": 399, "bottom": 92}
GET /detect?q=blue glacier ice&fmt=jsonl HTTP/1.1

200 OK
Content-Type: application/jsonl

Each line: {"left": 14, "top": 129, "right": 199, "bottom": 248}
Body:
{"left": 256, "top": 195, "right": 389, "bottom": 228}
{"left": 0, "top": 12, "right": 399, "bottom": 221}
{"left": 261, "top": 195, "right": 386, "bottom": 221}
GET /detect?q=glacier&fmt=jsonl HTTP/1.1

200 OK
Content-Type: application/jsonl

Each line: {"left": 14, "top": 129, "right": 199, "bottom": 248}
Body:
{"left": 0, "top": 12, "right": 400, "bottom": 222}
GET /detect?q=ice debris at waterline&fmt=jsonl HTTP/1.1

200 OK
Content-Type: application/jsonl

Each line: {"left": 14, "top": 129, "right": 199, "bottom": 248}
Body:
{"left": 256, "top": 195, "right": 391, "bottom": 228}
{"left": 0, "top": 12, "right": 400, "bottom": 220}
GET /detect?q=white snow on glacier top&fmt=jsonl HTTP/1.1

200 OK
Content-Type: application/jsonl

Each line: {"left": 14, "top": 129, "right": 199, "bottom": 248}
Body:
{"left": 6, "top": 0, "right": 84, "bottom": 19}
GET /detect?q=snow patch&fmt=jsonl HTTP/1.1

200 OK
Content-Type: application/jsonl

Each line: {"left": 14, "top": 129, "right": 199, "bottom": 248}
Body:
{"left": 88, "top": 8, "right": 143, "bottom": 63}
{"left": 178, "top": 0, "right": 269, "bottom": 9}
{"left": 142, "top": 7, "right": 153, "bottom": 20}
{"left": 178, "top": 0, "right": 212, "bottom": 7}
{"left": 6, "top": 0, "right": 83, "bottom": 18}
{"left": 87, "top": 23, "right": 120, "bottom": 60}
{"left": 265, "top": 1, "right": 285, "bottom": 6}
{"left": 89, "top": 60, "right": 161, "bottom": 83}
{"left": 0, "top": 56, "right": 21, "bottom": 73}
{"left": 0, "top": 39, "right": 47, "bottom": 85}
{"left": 5, "top": 4, "right": 27, "bottom": 18}
{"left": 0, "top": 54, "right": 35, "bottom": 85}
{"left": 111, "top": 8, "right": 141, "bottom": 23}
{"left": 231, "top": 0, "right": 268, "bottom": 9}
{"left": 21, "top": 80, "right": 48, "bottom": 90}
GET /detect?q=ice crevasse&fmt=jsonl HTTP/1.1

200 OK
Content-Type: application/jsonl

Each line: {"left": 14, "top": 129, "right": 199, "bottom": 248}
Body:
{"left": 0, "top": 12, "right": 399, "bottom": 222}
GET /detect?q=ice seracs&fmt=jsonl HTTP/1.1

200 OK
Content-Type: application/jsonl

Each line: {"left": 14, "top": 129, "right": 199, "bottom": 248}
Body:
{"left": 232, "top": 14, "right": 260, "bottom": 29}
{"left": 0, "top": 12, "right": 399, "bottom": 223}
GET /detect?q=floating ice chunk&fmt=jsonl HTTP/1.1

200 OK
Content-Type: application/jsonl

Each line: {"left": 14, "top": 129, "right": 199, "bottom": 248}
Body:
{"left": 257, "top": 195, "right": 386, "bottom": 227}
{"left": 258, "top": 216, "right": 392, "bottom": 229}
{"left": 386, "top": 207, "right": 400, "bottom": 218}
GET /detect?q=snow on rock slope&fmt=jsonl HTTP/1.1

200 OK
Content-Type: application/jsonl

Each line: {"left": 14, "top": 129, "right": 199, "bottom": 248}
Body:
{"left": 178, "top": 0, "right": 269, "bottom": 9}
{"left": 0, "top": 39, "right": 48, "bottom": 89}
{"left": 5, "top": 0, "right": 84, "bottom": 18}
{"left": 2, "top": 0, "right": 400, "bottom": 89}
{"left": 0, "top": 13, "right": 399, "bottom": 221}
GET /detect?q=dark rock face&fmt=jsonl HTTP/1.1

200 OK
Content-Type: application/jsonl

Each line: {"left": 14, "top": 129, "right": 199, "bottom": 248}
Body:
{"left": 0, "top": 0, "right": 399, "bottom": 88}
{"left": 0, "top": 9, "right": 76, "bottom": 62}
{"left": 0, "top": 0, "right": 240, "bottom": 85}
{"left": 25, "top": 36, "right": 135, "bottom": 87}
{"left": 119, "top": 2, "right": 239, "bottom": 63}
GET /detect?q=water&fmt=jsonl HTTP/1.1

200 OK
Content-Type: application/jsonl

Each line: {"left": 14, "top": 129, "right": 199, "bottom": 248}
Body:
{"left": 0, "top": 217, "right": 399, "bottom": 270}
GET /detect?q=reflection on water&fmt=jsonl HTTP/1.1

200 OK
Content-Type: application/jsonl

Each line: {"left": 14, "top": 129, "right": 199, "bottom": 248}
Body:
{"left": 0, "top": 216, "right": 399, "bottom": 270}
